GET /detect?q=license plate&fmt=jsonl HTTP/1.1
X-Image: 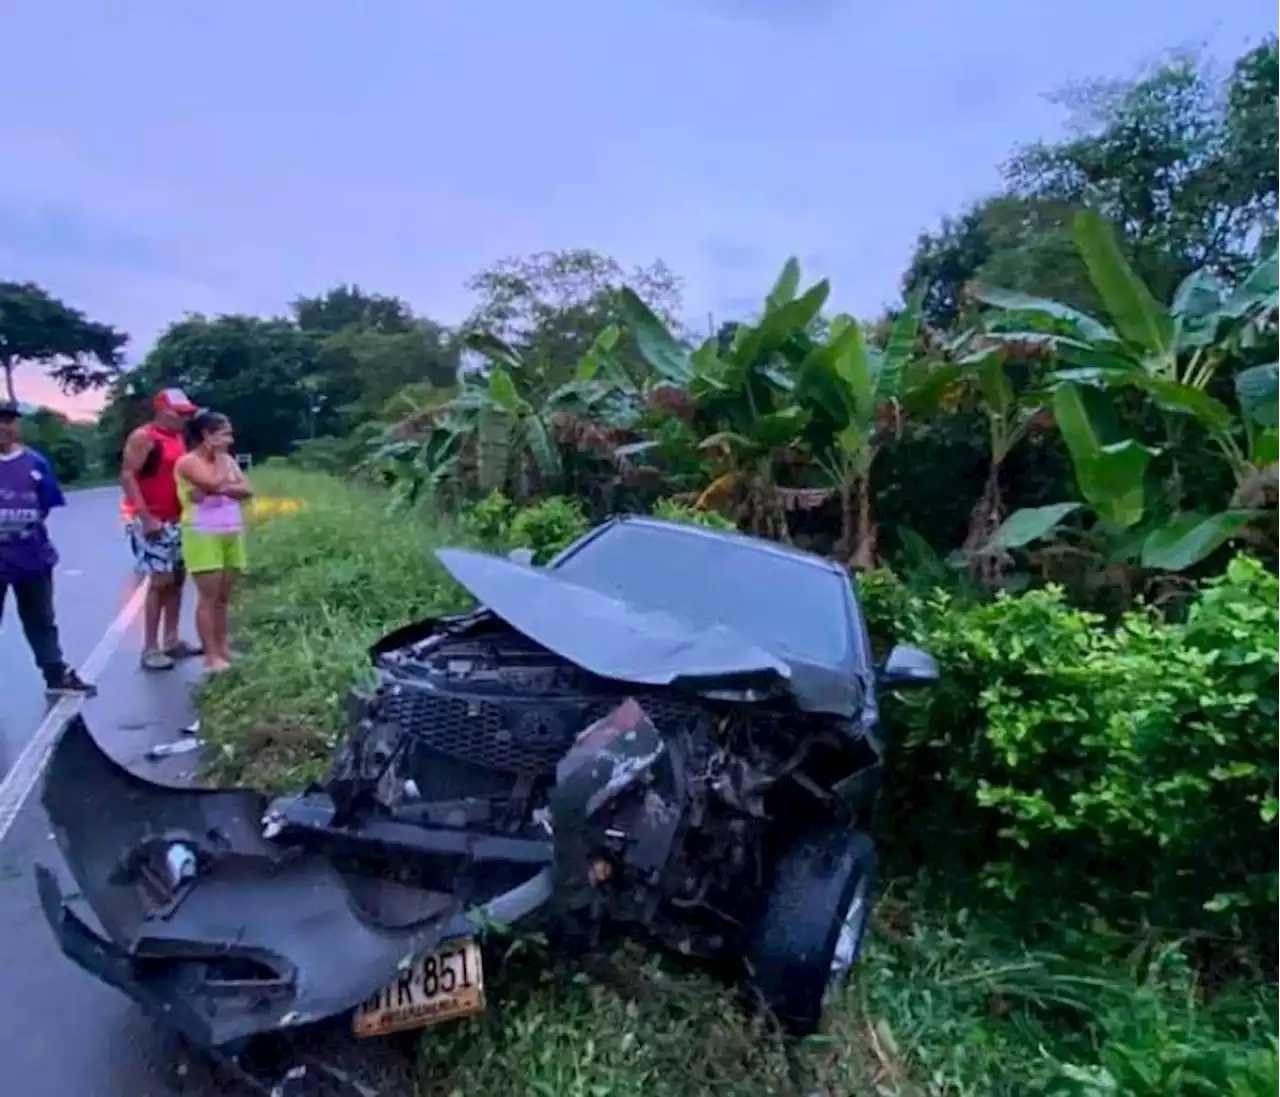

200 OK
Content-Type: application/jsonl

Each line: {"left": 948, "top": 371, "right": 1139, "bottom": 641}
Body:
{"left": 352, "top": 939, "right": 485, "bottom": 1038}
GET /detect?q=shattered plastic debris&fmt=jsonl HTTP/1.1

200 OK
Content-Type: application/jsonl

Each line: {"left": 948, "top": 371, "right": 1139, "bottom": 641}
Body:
{"left": 165, "top": 843, "right": 198, "bottom": 886}
{"left": 262, "top": 808, "right": 286, "bottom": 840}
{"left": 145, "top": 737, "right": 203, "bottom": 761}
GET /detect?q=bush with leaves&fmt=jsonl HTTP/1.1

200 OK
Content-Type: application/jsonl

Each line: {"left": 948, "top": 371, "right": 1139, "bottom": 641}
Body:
{"left": 858, "top": 555, "right": 1278, "bottom": 960}
{"left": 458, "top": 490, "right": 591, "bottom": 563}
{"left": 19, "top": 409, "right": 95, "bottom": 483}
{"left": 508, "top": 496, "right": 590, "bottom": 563}
{"left": 649, "top": 498, "right": 738, "bottom": 530}
{"left": 458, "top": 489, "right": 519, "bottom": 547}
{"left": 286, "top": 432, "right": 377, "bottom": 476}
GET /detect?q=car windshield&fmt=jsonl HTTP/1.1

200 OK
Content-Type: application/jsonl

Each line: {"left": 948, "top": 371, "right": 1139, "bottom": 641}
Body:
{"left": 552, "top": 523, "right": 853, "bottom": 667}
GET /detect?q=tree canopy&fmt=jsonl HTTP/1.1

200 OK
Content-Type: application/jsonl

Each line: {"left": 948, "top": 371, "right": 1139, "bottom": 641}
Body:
{"left": 461, "top": 249, "right": 684, "bottom": 384}
{"left": 0, "top": 281, "right": 128, "bottom": 401}
{"left": 292, "top": 284, "right": 420, "bottom": 337}
{"left": 127, "top": 315, "right": 320, "bottom": 459}
{"left": 903, "top": 39, "right": 1280, "bottom": 328}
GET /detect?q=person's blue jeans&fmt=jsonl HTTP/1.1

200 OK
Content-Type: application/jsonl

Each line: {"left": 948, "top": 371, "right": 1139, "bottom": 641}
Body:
{"left": 0, "top": 571, "right": 67, "bottom": 685}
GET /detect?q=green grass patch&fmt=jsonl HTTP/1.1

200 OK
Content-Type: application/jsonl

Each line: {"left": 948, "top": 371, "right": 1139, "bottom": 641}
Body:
{"left": 198, "top": 467, "right": 474, "bottom": 788}
{"left": 199, "top": 468, "right": 1278, "bottom": 1096}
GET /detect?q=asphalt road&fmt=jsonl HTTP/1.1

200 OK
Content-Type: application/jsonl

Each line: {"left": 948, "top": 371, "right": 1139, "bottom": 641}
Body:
{"left": 0, "top": 487, "right": 137, "bottom": 781}
{"left": 0, "top": 486, "right": 210, "bottom": 1097}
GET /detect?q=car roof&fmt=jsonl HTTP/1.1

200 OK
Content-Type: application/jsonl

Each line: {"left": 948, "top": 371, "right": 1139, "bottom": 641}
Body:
{"left": 602, "top": 514, "right": 848, "bottom": 577}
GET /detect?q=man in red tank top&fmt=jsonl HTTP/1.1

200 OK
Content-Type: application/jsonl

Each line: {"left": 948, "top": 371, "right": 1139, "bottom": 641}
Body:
{"left": 120, "top": 388, "right": 203, "bottom": 670}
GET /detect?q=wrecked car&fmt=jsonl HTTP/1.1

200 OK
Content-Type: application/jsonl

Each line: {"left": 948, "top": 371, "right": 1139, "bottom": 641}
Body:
{"left": 36, "top": 515, "right": 938, "bottom": 1095}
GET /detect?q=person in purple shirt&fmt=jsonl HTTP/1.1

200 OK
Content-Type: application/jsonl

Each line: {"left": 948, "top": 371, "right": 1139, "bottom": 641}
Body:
{"left": 0, "top": 400, "right": 97, "bottom": 698}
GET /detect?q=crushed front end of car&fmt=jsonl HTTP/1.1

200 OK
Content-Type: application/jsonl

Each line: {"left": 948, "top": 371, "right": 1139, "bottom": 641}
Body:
{"left": 37, "top": 533, "right": 926, "bottom": 1090}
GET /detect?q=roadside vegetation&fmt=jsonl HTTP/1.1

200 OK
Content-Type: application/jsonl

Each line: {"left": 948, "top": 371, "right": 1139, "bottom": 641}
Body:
{"left": 204, "top": 466, "right": 1277, "bottom": 1097}
{"left": 16, "top": 407, "right": 106, "bottom": 485}
{"left": 5, "top": 35, "right": 1275, "bottom": 1097}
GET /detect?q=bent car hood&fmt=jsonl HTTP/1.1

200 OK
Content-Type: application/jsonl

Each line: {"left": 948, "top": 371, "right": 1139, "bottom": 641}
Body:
{"left": 434, "top": 547, "right": 795, "bottom": 696}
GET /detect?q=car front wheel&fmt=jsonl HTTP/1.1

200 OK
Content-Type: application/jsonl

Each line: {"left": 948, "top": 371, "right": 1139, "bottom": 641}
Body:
{"left": 743, "top": 825, "right": 877, "bottom": 1035}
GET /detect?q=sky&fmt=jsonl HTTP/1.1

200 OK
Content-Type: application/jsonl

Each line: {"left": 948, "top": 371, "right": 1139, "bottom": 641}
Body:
{"left": 1, "top": 0, "right": 1274, "bottom": 420}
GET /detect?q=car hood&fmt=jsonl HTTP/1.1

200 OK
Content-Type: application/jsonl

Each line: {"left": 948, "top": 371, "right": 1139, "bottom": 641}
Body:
{"left": 433, "top": 548, "right": 859, "bottom": 716}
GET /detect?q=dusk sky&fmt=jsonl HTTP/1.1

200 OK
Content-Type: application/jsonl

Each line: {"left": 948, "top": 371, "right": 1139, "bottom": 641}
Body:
{"left": 2, "top": 1, "right": 1274, "bottom": 419}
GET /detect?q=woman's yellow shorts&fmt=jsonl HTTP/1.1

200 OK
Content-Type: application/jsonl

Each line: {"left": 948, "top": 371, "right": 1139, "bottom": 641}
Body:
{"left": 182, "top": 529, "right": 248, "bottom": 575}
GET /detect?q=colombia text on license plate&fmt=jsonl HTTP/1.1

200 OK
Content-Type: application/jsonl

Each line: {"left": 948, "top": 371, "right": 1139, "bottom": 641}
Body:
{"left": 353, "top": 939, "right": 485, "bottom": 1038}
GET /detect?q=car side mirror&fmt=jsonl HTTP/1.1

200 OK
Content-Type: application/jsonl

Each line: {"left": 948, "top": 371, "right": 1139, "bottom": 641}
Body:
{"left": 877, "top": 644, "right": 939, "bottom": 690}
{"left": 507, "top": 547, "right": 536, "bottom": 566}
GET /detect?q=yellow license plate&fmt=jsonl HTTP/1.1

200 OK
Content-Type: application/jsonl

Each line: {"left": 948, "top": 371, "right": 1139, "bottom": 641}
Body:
{"left": 352, "top": 939, "right": 485, "bottom": 1038}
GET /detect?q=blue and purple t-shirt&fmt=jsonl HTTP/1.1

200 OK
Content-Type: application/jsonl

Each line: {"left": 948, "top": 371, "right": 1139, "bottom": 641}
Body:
{"left": 0, "top": 447, "right": 65, "bottom": 582}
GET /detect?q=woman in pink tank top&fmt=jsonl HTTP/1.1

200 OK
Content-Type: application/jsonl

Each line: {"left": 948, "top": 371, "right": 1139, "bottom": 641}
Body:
{"left": 173, "top": 410, "right": 254, "bottom": 672}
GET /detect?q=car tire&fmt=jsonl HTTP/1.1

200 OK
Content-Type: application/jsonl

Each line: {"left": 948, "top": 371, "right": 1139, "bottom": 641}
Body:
{"left": 743, "top": 825, "right": 877, "bottom": 1036}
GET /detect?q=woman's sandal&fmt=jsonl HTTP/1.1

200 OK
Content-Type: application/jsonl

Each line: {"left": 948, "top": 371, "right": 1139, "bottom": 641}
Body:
{"left": 165, "top": 640, "right": 205, "bottom": 659}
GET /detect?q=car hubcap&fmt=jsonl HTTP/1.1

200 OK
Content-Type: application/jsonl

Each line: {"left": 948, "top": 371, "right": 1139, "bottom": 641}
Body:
{"left": 828, "top": 874, "right": 869, "bottom": 986}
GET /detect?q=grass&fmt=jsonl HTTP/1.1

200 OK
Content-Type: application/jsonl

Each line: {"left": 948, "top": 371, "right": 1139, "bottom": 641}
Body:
{"left": 199, "top": 467, "right": 1279, "bottom": 1097}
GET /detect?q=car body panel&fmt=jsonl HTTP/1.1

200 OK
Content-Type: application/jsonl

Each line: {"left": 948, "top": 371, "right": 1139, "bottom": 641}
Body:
{"left": 37, "top": 716, "right": 550, "bottom": 1049}
{"left": 435, "top": 541, "right": 865, "bottom": 717}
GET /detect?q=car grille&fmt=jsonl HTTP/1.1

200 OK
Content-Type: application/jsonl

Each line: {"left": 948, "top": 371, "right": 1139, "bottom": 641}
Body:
{"left": 380, "top": 685, "right": 708, "bottom": 777}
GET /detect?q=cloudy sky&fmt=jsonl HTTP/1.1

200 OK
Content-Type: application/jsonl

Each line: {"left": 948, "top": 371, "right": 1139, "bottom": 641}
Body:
{"left": 1, "top": 0, "right": 1273, "bottom": 418}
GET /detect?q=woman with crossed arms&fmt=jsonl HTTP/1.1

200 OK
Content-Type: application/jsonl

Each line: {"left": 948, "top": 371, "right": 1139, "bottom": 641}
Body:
{"left": 173, "top": 409, "right": 254, "bottom": 674}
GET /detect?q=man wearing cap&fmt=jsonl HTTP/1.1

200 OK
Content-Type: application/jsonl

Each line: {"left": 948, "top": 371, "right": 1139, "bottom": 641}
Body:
{"left": 0, "top": 400, "right": 97, "bottom": 697}
{"left": 119, "top": 388, "right": 203, "bottom": 670}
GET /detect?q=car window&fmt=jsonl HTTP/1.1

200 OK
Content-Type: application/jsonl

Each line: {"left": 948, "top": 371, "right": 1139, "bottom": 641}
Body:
{"left": 553, "top": 523, "right": 852, "bottom": 666}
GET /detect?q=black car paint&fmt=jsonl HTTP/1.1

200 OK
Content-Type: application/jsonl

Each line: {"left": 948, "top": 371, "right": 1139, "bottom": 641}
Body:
{"left": 443, "top": 516, "right": 880, "bottom": 720}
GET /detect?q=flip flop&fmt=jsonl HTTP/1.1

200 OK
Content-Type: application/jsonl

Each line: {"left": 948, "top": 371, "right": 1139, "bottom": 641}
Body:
{"left": 165, "top": 640, "right": 205, "bottom": 659}
{"left": 141, "top": 650, "right": 176, "bottom": 671}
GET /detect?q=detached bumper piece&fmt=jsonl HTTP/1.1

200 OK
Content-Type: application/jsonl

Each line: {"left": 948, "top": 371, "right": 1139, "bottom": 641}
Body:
{"left": 35, "top": 717, "right": 552, "bottom": 1094}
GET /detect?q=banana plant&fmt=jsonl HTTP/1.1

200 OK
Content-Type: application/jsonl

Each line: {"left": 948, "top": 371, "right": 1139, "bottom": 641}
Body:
{"left": 366, "top": 384, "right": 481, "bottom": 506}
{"left": 372, "top": 326, "right": 637, "bottom": 505}
{"left": 791, "top": 286, "right": 926, "bottom": 568}
{"left": 976, "top": 210, "right": 1278, "bottom": 571}
{"left": 619, "top": 258, "right": 827, "bottom": 537}
{"left": 912, "top": 333, "right": 1059, "bottom": 579}
{"left": 467, "top": 325, "right": 644, "bottom": 497}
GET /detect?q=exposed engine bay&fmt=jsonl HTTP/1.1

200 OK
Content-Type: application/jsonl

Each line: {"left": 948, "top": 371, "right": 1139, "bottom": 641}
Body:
{"left": 333, "top": 617, "right": 883, "bottom": 962}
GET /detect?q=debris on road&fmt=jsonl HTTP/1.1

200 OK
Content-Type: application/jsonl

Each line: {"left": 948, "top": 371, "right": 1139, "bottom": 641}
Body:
{"left": 144, "top": 737, "right": 202, "bottom": 761}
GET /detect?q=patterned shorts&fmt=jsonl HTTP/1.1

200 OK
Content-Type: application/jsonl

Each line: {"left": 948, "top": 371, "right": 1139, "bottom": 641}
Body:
{"left": 125, "top": 520, "right": 185, "bottom": 575}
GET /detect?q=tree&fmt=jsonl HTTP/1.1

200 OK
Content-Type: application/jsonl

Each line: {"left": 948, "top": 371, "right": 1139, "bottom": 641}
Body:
{"left": 19, "top": 407, "right": 94, "bottom": 483}
{"left": 0, "top": 281, "right": 127, "bottom": 401}
{"left": 902, "top": 207, "right": 995, "bottom": 330}
{"left": 133, "top": 315, "right": 320, "bottom": 459}
{"left": 292, "top": 286, "right": 460, "bottom": 432}
{"left": 313, "top": 324, "right": 460, "bottom": 431}
{"left": 462, "top": 249, "right": 684, "bottom": 385}
{"left": 902, "top": 38, "right": 1280, "bottom": 325}
{"left": 94, "top": 375, "right": 153, "bottom": 475}
{"left": 292, "top": 284, "right": 418, "bottom": 337}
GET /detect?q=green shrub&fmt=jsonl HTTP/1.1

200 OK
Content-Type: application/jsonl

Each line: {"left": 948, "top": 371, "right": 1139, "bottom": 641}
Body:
{"left": 457, "top": 491, "right": 589, "bottom": 562}
{"left": 1048, "top": 971, "right": 1279, "bottom": 1097}
{"left": 507, "top": 496, "right": 590, "bottom": 563}
{"left": 21, "top": 409, "right": 94, "bottom": 483}
{"left": 458, "top": 489, "right": 517, "bottom": 548}
{"left": 860, "top": 556, "right": 1279, "bottom": 956}
{"left": 199, "top": 467, "right": 471, "bottom": 787}
{"left": 286, "top": 434, "right": 366, "bottom": 475}
{"left": 650, "top": 498, "right": 737, "bottom": 530}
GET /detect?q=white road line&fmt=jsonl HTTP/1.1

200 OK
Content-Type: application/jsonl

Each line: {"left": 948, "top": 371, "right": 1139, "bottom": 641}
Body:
{"left": 0, "top": 580, "right": 149, "bottom": 845}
